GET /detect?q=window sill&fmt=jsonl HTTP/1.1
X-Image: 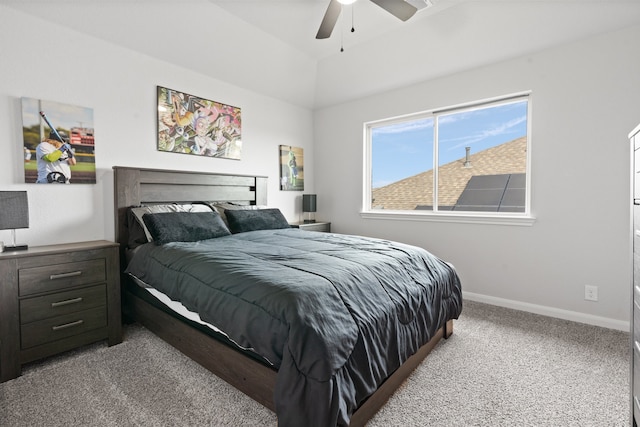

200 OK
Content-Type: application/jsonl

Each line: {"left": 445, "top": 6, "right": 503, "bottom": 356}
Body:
{"left": 360, "top": 210, "right": 536, "bottom": 226}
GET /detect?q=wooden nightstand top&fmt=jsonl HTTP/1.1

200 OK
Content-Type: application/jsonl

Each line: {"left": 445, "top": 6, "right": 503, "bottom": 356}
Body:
{"left": 290, "top": 221, "right": 331, "bottom": 232}
{"left": 0, "top": 240, "right": 118, "bottom": 259}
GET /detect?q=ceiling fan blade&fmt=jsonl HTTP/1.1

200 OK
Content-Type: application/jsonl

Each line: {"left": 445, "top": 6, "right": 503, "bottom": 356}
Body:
{"left": 369, "top": 0, "right": 418, "bottom": 21}
{"left": 316, "top": 0, "right": 342, "bottom": 39}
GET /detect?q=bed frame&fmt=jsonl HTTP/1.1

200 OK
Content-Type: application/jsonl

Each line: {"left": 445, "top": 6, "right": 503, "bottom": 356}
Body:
{"left": 113, "top": 166, "right": 453, "bottom": 426}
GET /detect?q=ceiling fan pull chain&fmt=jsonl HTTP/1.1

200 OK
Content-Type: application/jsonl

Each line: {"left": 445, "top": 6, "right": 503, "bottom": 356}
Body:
{"left": 351, "top": 4, "right": 355, "bottom": 33}
{"left": 341, "top": 4, "right": 354, "bottom": 52}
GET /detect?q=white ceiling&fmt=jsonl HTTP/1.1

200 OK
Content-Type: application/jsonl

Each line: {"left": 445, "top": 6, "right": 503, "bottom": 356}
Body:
{"left": 3, "top": 0, "right": 640, "bottom": 109}
{"left": 211, "top": 0, "right": 459, "bottom": 60}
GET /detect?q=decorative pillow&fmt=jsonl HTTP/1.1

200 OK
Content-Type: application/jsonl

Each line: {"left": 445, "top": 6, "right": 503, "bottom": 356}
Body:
{"left": 127, "top": 209, "right": 151, "bottom": 248}
{"left": 225, "top": 208, "right": 290, "bottom": 234}
{"left": 209, "top": 202, "right": 268, "bottom": 227}
{"left": 142, "top": 211, "right": 231, "bottom": 245}
{"left": 130, "top": 203, "right": 214, "bottom": 243}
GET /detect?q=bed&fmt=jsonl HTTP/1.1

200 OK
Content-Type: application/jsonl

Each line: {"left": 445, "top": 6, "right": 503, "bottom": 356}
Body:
{"left": 113, "top": 166, "right": 462, "bottom": 426}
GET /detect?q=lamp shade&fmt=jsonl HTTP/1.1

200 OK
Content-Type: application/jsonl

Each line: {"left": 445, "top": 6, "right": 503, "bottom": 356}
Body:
{"left": 0, "top": 191, "right": 29, "bottom": 230}
{"left": 302, "top": 194, "right": 317, "bottom": 213}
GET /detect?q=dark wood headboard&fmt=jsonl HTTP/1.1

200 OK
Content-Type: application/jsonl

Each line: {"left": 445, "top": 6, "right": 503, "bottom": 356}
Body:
{"left": 113, "top": 166, "right": 268, "bottom": 267}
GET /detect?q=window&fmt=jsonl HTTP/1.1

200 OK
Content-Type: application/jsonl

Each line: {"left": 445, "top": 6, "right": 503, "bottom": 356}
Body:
{"left": 365, "top": 93, "right": 532, "bottom": 223}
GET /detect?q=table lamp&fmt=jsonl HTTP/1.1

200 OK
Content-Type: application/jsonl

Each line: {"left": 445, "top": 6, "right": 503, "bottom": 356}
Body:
{"left": 302, "top": 194, "right": 317, "bottom": 223}
{"left": 0, "top": 191, "right": 29, "bottom": 252}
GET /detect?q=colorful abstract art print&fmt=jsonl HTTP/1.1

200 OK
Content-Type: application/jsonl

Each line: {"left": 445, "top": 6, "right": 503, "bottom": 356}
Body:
{"left": 279, "top": 145, "right": 304, "bottom": 191}
{"left": 157, "top": 86, "right": 242, "bottom": 160}
{"left": 21, "top": 97, "right": 96, "bottom": 184}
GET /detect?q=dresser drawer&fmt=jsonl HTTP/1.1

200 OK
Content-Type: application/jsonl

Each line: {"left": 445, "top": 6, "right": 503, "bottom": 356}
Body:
{"left": 20, "top": 306, "right": 107, "bottom": 349}
{"left": 635, "top": 287, "right": 640, "bottom": 344}
{"left": 19, "top": 284, "right": 106, "bottom": 324}
{"left": 635, "top": 342, "right": 640, "bottom": 422}
{"left": 635, "top": 305, "right": 640, "bottom": 346}
{"left": 19, "top": 259, "right": 106, "bottom": 296}
{"left": 634, "top": 225, "right": 640, "bottom": 277}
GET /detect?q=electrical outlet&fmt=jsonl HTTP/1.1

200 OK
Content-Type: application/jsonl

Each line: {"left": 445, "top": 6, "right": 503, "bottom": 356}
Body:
{"left": 585, "top": 285, "right": 598, "bottom": 302}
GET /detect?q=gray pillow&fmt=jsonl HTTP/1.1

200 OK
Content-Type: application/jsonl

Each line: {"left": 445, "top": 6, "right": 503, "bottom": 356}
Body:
{"left": 225, "top": 208, "right": 290, "bottom": 234}
{"left": 142, "top": 211, "right": 231, "bottom": 244}
{"left": 130, "top": 203, "right": 213, "bottom": 242}
{"left": 209, "top": 202, "right": 268, "bottom": 228}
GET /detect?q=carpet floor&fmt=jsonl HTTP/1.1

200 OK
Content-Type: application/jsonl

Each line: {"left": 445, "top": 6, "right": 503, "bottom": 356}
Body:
{"left": 0, "top": 300, "right": 630, "bottom": 426}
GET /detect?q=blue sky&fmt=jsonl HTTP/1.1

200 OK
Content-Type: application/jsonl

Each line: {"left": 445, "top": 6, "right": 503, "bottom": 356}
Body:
{"left": 21, "top": 97, "right": 94, "bottom": 132}
{"left": 371, "top": 100, "right": 527, "bottom": 188}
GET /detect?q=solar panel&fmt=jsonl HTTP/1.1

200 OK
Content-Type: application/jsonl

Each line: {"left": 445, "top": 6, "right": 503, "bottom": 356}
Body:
{"left": 452, "top": 173, "right": 525, "bottom": 212}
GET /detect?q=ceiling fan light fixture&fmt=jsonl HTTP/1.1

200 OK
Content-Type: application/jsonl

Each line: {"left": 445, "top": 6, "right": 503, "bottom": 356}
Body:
{"left": 317, "top": 0, "right": 417, "bottom": 40}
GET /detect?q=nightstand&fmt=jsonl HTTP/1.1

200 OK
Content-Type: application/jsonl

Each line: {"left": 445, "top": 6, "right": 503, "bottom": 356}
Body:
{"left": 290, "top": 221, "right": 331, "bottom": 232}
{"left": 0, "top": 240, "right": 121, "bottom": 382}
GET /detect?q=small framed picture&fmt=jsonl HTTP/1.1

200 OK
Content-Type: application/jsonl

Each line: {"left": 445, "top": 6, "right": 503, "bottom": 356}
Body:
{"left": 279, "top": 145, "right": 304, "bottom": 191}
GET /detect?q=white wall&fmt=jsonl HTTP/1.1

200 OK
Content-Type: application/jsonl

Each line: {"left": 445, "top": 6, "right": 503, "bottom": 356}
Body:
{"left": 0, "top": 6, "right": 314, "bottom": 248}
{"left": 314, "top": 24, "right": 640, "bottom": 330}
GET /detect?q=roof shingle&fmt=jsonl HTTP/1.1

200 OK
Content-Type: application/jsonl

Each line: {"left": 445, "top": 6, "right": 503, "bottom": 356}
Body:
{"left": 372, "top": 137, "right": 527, "bottom": 210}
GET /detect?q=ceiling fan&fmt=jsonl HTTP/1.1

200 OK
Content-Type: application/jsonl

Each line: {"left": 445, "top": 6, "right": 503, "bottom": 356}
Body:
{"left": 316, "top": 0, "right": 418, "bottom": 39}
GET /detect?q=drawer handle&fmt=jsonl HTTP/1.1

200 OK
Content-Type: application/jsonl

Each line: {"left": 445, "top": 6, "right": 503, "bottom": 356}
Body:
{"left": 52, "top": 319, "right": 84, "bottom": 331}
{"left": 49, "top": 271, "right": 82, "bottom": 280}
{"left": 635, "top": 396, "right": 640, "bottom": 411}
{"left": 635, "top": 341, "right": 640, "bottom": 354}
{"left": 51, "top": 297, "right": 83, "bottom": 308}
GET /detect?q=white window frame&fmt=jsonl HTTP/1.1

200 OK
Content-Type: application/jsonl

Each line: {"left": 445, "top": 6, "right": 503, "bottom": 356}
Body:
{"left": 362, "top": 92, "right": 535, "bottom": 226}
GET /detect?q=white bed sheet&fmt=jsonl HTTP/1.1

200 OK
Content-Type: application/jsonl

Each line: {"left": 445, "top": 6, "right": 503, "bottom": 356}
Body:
{"left": 132, "top": 277, "right": 274, "bottom": 366}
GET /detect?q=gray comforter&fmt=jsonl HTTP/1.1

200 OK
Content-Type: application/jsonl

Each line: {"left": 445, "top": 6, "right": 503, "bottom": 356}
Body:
{"left": 125, "top": 228, "right": 462, "bottom": 426}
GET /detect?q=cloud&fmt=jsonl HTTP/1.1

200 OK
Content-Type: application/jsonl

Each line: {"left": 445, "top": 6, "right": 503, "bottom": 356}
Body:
{"left": 371, "top": 118, "right": 433, "bottom": 136}
{"left": 443, "top": 115, "right": 527, "bottom": 151}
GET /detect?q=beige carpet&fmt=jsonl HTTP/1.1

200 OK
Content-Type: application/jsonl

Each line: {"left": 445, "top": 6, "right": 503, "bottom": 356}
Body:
{"left": 0, "top": 301, "right": 630, "bottom": 426}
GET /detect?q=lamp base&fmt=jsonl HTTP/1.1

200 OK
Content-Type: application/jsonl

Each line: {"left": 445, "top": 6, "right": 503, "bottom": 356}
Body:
{"left": 303, "top": 219, "right": 316, "bottom": 224}
{"left": 2, "top": 244, "right": 28, "bottom": 252}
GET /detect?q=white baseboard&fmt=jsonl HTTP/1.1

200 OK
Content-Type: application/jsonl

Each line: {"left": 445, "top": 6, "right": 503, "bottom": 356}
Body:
{"left": 463, "top": 291, "right": 630, "bottom": 332}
